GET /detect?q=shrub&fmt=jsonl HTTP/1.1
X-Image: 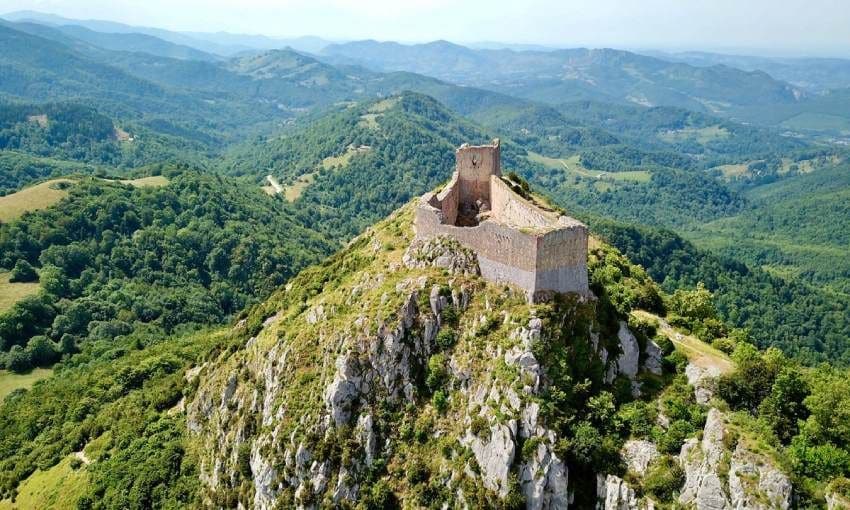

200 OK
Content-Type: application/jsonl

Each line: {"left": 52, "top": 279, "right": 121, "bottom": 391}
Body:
{"left": 365, "top": 480, "right": 397, "bottom": 510}
{"left": 432, "top": 390, "right": 448, "bottom": 414}
{"left": 628, "top": 315, "right": 658, "bottom": 339}
{"left": 237, "top": 442, "right": 252, "bottom": 479}
{"left": 406, "top": 464, "right": 430, "bottom": 485}
{"left": 9, "top": 259, "right": 37, "bottom": 283}
{"left": 658, "top": 420, "right": 694, "bottom": 454}
{"left": 643, "top": 455, "right": 684, "bottom": 500}
{"left": 664, "top": 351, "right": 688, "bottom": 373}
{"left": 26, "top": 335, "right": 59, "bottom": 366}
{"left": 711, "top": 337, "right": 736, "bottom": 355}
{"left": 435, "top": 330, "right": 456, "bottom": 351}
{"left": 617, "top": 401, "right": 657, "bottom": 437}
{"left": 470, "top": 416, "right": 489, "bottom": 438}
{"left": 426, "top": 354, "right": 448, "bottom": 391}
{"left": 7, "top": 344, "right": 32, "bottom": 373}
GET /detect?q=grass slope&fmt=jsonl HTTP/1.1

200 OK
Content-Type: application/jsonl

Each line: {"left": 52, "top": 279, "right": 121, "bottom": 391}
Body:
{"left": 0, "top": 368, "right": 51, "bottom": 400}
{"left": 0, "top": 178, "right": 74, "bottom": 223}
{"left": 0, "top": 272, "right": 39, "bottom": 313}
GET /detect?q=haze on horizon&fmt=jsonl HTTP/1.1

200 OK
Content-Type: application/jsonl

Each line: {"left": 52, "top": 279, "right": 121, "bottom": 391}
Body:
{"left": 1, "top": 0, "right": 849, "bottom": 58}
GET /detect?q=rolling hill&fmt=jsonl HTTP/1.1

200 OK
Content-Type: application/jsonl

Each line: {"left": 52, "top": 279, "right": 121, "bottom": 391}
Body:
{"left": 322, "top": 40, "right": 805, "bottom": 114}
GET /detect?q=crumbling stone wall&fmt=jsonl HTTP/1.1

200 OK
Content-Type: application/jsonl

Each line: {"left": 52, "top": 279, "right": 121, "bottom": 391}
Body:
{"left": 415, "top": 140, "right": 589, "bottom": 302}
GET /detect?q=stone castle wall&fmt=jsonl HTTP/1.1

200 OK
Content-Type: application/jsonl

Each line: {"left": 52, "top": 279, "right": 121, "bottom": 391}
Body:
{"left": 415, "top": 140, "right": 589, "bottom": 302}
{"left": 489, "top": 176, "right": 550, "bottom": 228}
{"left": 456, "top": 142, "right": 500, "bottom": 206}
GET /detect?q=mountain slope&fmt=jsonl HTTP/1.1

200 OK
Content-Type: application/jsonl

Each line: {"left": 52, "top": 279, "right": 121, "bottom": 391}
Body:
{"left": 322, "top": 41, "right": 804, "bottom": 114}
{"left": 186, "top": 203, "right": 674, "bottom": 508}
{"left": 690, "top": 160, "right": 850, "bottom": 295}
{"left": 1, "top": 10, "right": 331, "bottom": 55}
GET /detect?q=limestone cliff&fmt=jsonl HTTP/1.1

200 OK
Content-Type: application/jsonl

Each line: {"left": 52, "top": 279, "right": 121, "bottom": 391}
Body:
{"left": 185, "top": 203, "right": 794, "bottom": 509}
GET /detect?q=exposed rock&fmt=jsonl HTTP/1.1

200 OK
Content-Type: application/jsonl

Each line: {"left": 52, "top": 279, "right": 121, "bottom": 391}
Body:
{"left": 521, "top": 436, "right": 569, "bottom": 510}
{"left": 402, "top": 236, "right": 479, "bottom": 276}
{"left": 504, "top": 318, "right": 543, "bottom": 394}
{"left": 686, "top": 363, "right": 722, "bottom": 405}
{"left": 324, "top": 352, "right": 363, "bottom": 427}
{"left": 616, "top": 322, "right": 640, "bottom": 379}
{"left": 597, "top": 474, "right": 654, "bottom": 510}
{"left": 643, "top": 340, "right": 663, "bottom": 375}
{"left": 357, "top": 413, "right": 378, "bottom": 466}
{"left": 462, "top": 421, "right": 517, "bottom": 497}
{"left": 728, "top": 441, "right": 792, "bottom": 509}
{"left": 250, "top": 442, "right": 278, "bottom": 510}
{"left": 827, "top": 491, "right": 850, "bottom": 509}
{"left": 679, "top": 408, "right": 731, "bottom": 510}
{"left": 622, "top": 439, "right": 660, "bottom": 476}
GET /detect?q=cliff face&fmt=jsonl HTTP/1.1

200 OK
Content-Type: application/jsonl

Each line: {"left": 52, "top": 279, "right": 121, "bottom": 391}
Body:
{"left": 185, "top": 204, "right": 792, "bottom": 509}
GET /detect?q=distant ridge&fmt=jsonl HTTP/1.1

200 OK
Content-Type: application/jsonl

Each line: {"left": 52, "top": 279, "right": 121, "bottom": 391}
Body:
{"left": 0, "top": 10, "right": 334, "bottom": 55}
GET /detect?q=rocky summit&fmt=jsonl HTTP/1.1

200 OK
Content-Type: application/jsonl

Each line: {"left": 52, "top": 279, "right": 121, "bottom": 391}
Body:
{"left": 184, "top": 203, "right": 792, "bottom": 509}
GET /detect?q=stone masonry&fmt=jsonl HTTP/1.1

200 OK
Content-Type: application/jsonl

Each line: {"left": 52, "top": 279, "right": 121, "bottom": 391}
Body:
{"left": 414, "top": 139, "right": 589, "bottom": 302}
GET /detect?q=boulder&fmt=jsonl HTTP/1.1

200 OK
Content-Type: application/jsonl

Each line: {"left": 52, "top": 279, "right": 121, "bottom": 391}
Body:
{"left": 685, "top": 363, "right": 721, "bottom": 405}
{"left": 623, "top": 439, "right": 660, "bottom": 476}
{"left": 597, "top": 474, "right": 654, "bottom": 510}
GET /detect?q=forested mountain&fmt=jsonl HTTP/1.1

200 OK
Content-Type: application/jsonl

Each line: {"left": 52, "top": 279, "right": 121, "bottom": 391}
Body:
{"left": 1, "top": 10, "right": 332, "bottom": 55}
{"left": 322, "top": 41, "right": 805, "bottom": 114}
{"left": 0, "top": 169, "right": 335, "bottom": 374}
{"left": 648, "top": 50, "right": 850, "bottom": 92}
{"left": 691, "top": 160, "right": 850, "bottom": 295}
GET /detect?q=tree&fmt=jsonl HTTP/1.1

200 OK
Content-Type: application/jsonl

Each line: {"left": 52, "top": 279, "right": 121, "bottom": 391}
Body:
{"left": 26, "top": 335, "right": 58, "bottom": 366}
{"left": 759, "top": 367, "right": 810, "bottom": 443}
{"left": 668, "top": 282, "right": 717, "bottom": 321}
{"left": 39, "top": 264, "right": 69, "bottom": 297}
{"left": 8, "top": 259, "right": 37, "bottom": 283}
{"left": 7, "top": 344, "right": 32, "bottom": 373}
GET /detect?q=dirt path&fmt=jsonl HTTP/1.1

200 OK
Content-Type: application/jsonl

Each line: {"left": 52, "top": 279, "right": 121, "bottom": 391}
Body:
{"left": 632, "top": 310, "right": 735, "bottom": 374}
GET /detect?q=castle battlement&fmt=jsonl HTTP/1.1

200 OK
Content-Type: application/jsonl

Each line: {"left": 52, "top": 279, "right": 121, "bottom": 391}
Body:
{"left": 414, "top": 139, "right": 589, "bottom": 302}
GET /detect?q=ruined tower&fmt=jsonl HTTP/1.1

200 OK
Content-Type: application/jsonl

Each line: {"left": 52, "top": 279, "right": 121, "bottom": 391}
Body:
{"left": 414, "top": 139, "right": 589, "bottom": 303}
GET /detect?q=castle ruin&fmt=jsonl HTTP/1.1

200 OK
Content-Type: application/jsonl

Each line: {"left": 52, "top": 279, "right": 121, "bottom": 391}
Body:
{"left": 414, "top": 139, "right": 589, "bottom": 302}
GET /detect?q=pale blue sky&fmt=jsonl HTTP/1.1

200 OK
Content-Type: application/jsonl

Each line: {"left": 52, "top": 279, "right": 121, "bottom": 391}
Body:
{"left": 2, "top": 0, "right": 849, "bottom": 57}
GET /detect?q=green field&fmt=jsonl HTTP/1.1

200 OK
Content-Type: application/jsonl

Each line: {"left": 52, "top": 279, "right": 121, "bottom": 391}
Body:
{"left": 0, "top": 179, "right": 75, "bottom": 223}
{"left": 0, "top": 454, "right": 88, "bottom": 510}
{"left": 528, "top": 152, "right": 652, "bottom": 183}
{"left": 780, "top": 112, "right": 850, "bottom": 133}
{"left": 0, "top": 272, "right": 40, "bottom": 313}
{"left": 119, "top": 175, "right": 170, "bottom": 187}
{"left": 283, "top": 172, "right": 316, "bottom": 201}
{"left": 0, "top": 368, "right": 52, "bottom": 400}
{"left": 657, "top": 124, "right": 730, "bottom": 144}
{"left": 281, "top": 146, "right": 370, "bottom": 201}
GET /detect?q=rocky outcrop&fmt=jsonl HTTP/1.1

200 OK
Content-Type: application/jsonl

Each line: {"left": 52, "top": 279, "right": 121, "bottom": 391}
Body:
{"left": 521, "top": 435, "right": 569, "bottom": 510}
{"left": 463, "top": 421, "right": 517, "bottom": 497}
{"left": 679, "top": 409, "right": 731, "bottom": 509}
{"left": 623, "top": 439, "right": 660, "bottom": 476}
{"left": 616, "top": 321, "right": 640, "bottom": 379}
{"left": 685, "top": 363, "right": 721, "bottom": 405}
{"left": 403, "top": 235, "right": 479, "bottom": 276}
{"left": 643, "top": 339, "right": 663, "bottom": 376}
{"left": 597, "top": 474, "right": 655, "bottom": 510}
{"left": 678, "top": 408, "right": 793, "bottom": 510}
{"left": 728, "top": 441, "right": 792, "bottom": 509}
